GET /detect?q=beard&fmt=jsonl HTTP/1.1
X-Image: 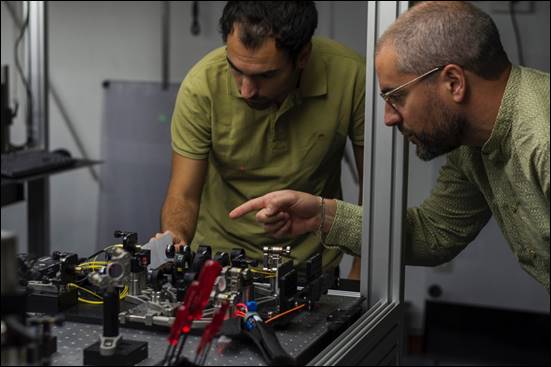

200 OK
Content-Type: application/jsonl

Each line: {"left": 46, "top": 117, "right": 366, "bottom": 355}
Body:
{"left": 244, "top": 97, "right": 273, "bottom": 110}
{"left": 407, "top": 96, "right": 466, "bottom": 161}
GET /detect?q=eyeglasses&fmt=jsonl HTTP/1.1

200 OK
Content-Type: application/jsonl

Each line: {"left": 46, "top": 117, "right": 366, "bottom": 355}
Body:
{"left": 379, "top": 65, "right": 444, "bottom": 112}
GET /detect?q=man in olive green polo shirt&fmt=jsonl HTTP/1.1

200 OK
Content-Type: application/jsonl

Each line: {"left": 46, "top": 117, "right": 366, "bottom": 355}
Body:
{"left": 159, "top": 2, "right": 365, "bottom": 273}
{"left": 230, "top": 2, "right": 549, "bottom": 291}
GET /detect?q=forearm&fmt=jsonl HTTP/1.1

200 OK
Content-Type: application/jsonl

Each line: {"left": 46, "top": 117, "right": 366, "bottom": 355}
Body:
{"left": 161, "top": 195, "right": 200, "bottom": 244}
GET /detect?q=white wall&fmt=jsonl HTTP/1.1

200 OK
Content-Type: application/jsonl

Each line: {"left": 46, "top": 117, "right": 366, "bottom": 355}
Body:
{"left": 0, "top": 1, "right": 366, "bottom": 271}
{"left": 404, "top": 0, "right": 550, "bottom": 334}
{"left": 2, "top": 1, "right": 226, "bottom": 255}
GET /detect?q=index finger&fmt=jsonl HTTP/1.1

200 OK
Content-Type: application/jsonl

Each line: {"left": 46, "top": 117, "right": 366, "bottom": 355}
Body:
{"left": 229, "top": 196, "right": 267, "bottom": 219}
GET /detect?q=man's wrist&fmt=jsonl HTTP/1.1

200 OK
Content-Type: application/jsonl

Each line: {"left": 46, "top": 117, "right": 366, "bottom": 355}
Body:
{"left": 322, "top": 199, "right": 336, "bottom": 234}
{"left": 161, "top": 228, "right": 186, "bottom": 245}
{"left": 318, "top": 197, "right": 326, "bottom": 244}
{"left": 317, "top": 197, "right": 336, "bottom": 235}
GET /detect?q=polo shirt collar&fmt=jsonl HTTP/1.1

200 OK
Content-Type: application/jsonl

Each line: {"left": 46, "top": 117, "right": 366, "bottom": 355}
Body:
{"left": 299, "top": 51, "right": 327, "bottom": 97}
{"left": 227, "top": 60, "right": 240, "bottom": 97}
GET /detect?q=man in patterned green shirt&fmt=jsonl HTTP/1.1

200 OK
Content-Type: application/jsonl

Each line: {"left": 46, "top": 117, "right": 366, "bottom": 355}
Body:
{"left": 230, "top": 2, "right": 549, "bottom": 291}
{"left": 158, "top": 2, "right": 365, "bottom": 273}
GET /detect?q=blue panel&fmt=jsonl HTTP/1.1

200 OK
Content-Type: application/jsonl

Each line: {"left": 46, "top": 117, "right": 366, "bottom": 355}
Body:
{"left": 97, "top": 81, "right": 179, "bottom": 249}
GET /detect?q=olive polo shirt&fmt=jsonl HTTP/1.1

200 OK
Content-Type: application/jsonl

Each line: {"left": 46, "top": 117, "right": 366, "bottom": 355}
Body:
{"left": 171, "top": 37, "right": 365, "bottom": 270}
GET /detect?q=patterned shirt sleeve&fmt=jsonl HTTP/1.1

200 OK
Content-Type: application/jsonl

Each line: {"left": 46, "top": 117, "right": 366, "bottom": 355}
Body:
{"left": 324, "top": 200, "right": 363, "bottom": 256}
{"left": 405, "top": 151, "right": 492, "bottom": 266}
{"left": 324, "top": 151, "right": 494, "bottom": 266}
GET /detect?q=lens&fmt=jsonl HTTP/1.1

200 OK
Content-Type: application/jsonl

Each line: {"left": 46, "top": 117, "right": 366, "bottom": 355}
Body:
{"left": 107, "top": 262, "right": 124, "bottom": 279}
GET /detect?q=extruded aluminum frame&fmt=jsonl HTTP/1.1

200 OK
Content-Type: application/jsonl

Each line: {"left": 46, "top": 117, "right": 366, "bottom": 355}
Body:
{"left": 309, "top": 2, "right": 410, "bottom": 365}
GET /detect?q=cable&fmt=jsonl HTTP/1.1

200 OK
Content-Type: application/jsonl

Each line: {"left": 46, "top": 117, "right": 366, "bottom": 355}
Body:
{"left": 509, "top": 1, "right": 524, "bottom": 65}
{"left": 265, "top": 303, "right": 306, "bottom": 324}
{"left": 171, "top": 334, "right": 189, "bottom": 366}
{"left": 68, "top": 283, "right": 129, "bottom": 304}
{"left": 3, "top": 1, "right": 99, "bottom": 179}
{"left": 194, "top": 342, "right": 211, "bottom": 366}
{"left": 76, "top": 261, "right": 108, "bottom": 273}
{"left": 199, "top": 343, "right": 212, "bottom": 366}
{"left": 250, "top": 268, "right": 277, "bottom": 277}
{"left": 78, "top": 287, "right": 128, "bottom": 305}
{"left": 85, "top": 244, "right": 122, "bottom": 262}
{"left": 68, "top": 283, "right": 103, "bottom": 302}
{"left": 78, "top": 261, "right": 108, "bottom": 267}
{"left": 13, "top": 1, "right": 33, "bottom": 148}
{"left": 125, "top": 295, "right": 148, "bottom": 304}
{"left": 86, "top": 249, "right": 106, "bottom": 261}
{"left": 74, "top": 260, "right": 108, "bottom": 284}
{"left": 191, "top": 1, "right": 200, "bottom": 35}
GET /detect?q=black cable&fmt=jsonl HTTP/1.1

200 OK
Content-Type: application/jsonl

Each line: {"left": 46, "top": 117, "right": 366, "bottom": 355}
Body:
{"left": 509, "top": 1, "right": 524, "bottom": 66}
{"left": 191, "top": 1, "right": 200, "bottom": 35}
{"left": 85, "top": 249, "right": 106, "bottom": 260}
{"left": 199, "top": 342, "right": 212, "bottom": 366}
{"left": 13, "top": 1, "right": 34, "bottom": 148}
{"left": 172, "top": 333, "right": 189, "bottom": 365}
{"left": 159, "top": 345, "right": 173, "bottom": 366}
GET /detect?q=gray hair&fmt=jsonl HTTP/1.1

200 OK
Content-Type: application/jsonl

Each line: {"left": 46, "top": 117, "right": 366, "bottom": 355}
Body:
{"left": 376, "top": 1, "right": 510, "bottom": 80}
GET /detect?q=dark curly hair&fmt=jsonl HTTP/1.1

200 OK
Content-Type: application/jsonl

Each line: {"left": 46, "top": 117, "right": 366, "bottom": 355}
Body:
{"left": 219, "top": 1, "right": 318, "bottom": 63}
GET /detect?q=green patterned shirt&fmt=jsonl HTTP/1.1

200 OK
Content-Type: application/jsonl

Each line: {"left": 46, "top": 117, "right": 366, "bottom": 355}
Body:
{"left": 326, "top": 65, "right": 550, "bottom": 291}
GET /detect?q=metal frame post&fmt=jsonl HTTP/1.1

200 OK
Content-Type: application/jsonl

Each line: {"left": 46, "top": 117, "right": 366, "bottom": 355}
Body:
{"left": 26, "top": 1, "right": 50, "bottom": 256}
{"left": 310, "top": 2, "right": 409, "bottom": 364}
